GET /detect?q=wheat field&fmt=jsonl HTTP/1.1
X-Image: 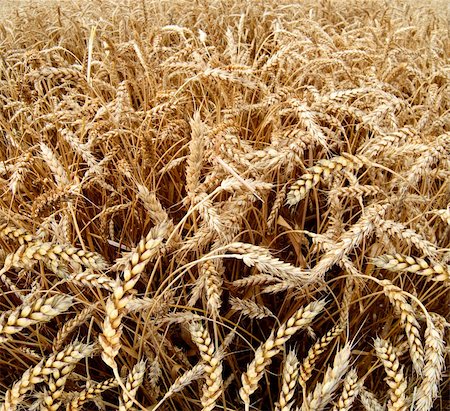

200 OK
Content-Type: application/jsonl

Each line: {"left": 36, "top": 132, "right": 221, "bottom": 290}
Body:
{"left": 0, "top": 0, "right": 449, "bottom": 410}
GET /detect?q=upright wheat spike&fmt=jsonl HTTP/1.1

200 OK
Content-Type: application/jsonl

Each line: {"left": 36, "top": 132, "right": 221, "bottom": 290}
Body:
{"left": 40, "top": 142, "right": 70, "bottom": 186}
{"left": 301, "top": 343, "right": 352, "bottom": 411}
{"left": 119, "top": 360, "right": 146, "bottom": 410}
{"left": 415, "top": 314, "right": 446, "bottom": 411}
{"left": 379, "top": 279, "right": 425, "bottom": 374}
{"left": 1, "top": 342, "right": 94, "bottom": 411}
{"left": 189, "top": 321, "right": 223, "bottom": 411}
{"left": 200, "top": 259, "right": 223, "bottom": 317}
{"left": 276, "top": 350, "right": 299, "bottom": 411}
{"left": 331, "top": 369, "right": 361, "bottom": 411}
{"left": 267, "top": 184, "right": 287, "bottom": 234}
{"left": 240, "top": 299, "right": 327, "bottom": 411}
{"left": 100, "top": 221, "right": 168, "bottom": 369}
{"left": 299, "top": 322, "right": 345, "bottom": 386}
{"left": 186, "top": 111, "right": 205, "bottom": 197}
{"left": 374, "top": 338, "right": 408, "bottom": 411}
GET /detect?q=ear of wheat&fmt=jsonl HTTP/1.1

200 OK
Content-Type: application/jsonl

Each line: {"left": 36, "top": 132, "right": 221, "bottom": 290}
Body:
{"left": 240, "top": 299, "right": 327, "bottom": 411}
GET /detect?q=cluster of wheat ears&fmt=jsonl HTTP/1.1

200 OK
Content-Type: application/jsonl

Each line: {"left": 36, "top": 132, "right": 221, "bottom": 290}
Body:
{"left": 0, "top": 0, "right": 448, "bottom": 410}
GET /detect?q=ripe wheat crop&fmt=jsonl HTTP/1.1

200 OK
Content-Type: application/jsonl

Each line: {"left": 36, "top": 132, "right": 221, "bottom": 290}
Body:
{"left": 0, "top": 0, "right": 449, "bottom": 410}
